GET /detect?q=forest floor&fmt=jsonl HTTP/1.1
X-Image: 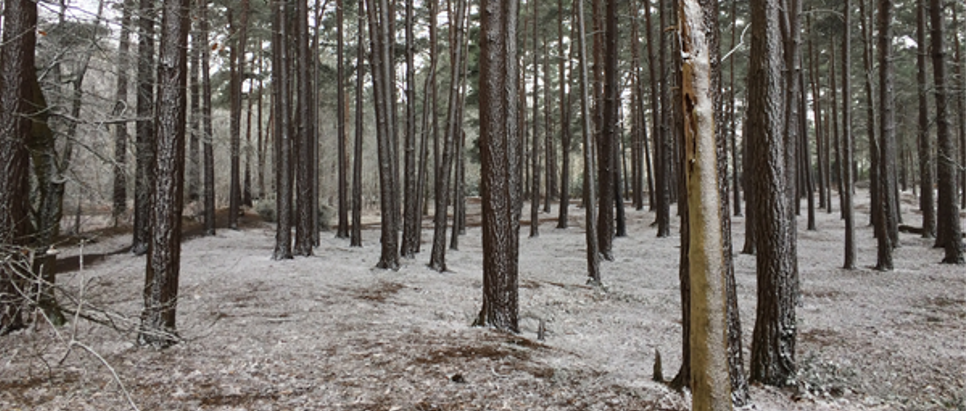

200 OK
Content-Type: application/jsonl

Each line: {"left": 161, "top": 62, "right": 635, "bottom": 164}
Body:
{"left": 1, "top": 190, "right": 964, "bottom": 411}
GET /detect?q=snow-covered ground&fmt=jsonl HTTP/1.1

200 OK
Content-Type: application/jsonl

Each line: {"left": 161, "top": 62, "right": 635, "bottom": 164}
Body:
{"left": 1, "top": 191, "right": 963, "bottom": 410}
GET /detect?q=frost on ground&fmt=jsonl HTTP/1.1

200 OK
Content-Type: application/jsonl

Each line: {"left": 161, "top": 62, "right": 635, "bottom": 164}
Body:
{"left": 1, "top": 191, "right": 963, "bottom": 411}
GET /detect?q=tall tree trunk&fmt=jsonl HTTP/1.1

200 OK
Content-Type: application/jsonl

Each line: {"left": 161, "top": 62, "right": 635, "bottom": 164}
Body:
{"left": 740, "top": 108, "right": 756, "bottom": 255}
{"left": 139, "top": 0, "right": 190, "bottom": 348}
{"left": 779, "top": 0, "right": 802, "bottom": 306}
{"left": 644, "top": 0, "right": 659, "bottom": 212}
{"left": 310, "top": 0, "right": 321, "bottom": 246}
{"left": 228, "top": 1, "right": 249, "bottom": 230}
{"left": 294, "top": 0, "right": 314, "bottom": 256}
{"left": 0, "top": 0, "right": 39, "bottom": 334}
{"left": 957, "top": 5, "right": 966, "bottom": 211}
{"left": 956, "top": 4, "right": 966, "bottom": 211}
{"left": 530, "top": 0, "right": 542, "bottom": 239}
{"left": 596, "top": 0, "right": 618, "bottom": 259}
{"left": 930, "top": 0, "right": 965, "bottom": 264}
{"left": 641, "top": 92, "right": 655, "bottom": 213}
{"left": 428, "top": 0, "right": 466, "bottom": 271}
{"left": 556, "top": 0, "right": 571, "bottom": 229}
{"left": 454, "top": 36, "right": 470, "bottom": 241}
{"left": 272, "top": 0, "right": 294, "bottom": 260}
{"left": 802, "top": 66, "right": 816, "bottom": 231}
{"left": 807, "top": 15, "right": 827, "bottom": 213}
{"left": 187, "top": 10, "right": 201, "bottom": 205}
{"left": 655, "top": 0, "right": 671, "bottom": 237}
{"left": 748, "top": 0, "right": 797, "bottom": 387}
{"left": 351, "top": 0, "right": 366, "bottom": 247}
{"left": 679, "top": 3, "right": 733, "bottom": 408}
{"left": 728, "top": 0, "right": 740, "bottom": 218}
{"left": 875, "top": 0, "right": 897, "bottom": 271}
{"left": 842, "top": 0, "right": 856, "bottom": 269}
{"left": 336, "top": 0, "right": 350, "bottom": 239}
{"left": 859, "top": 0, "right": 878, "bottom": 228}
{"left": 31, "top": 0, "right": 87, "bottom": 322}
{"left": 200, "top": 0, "right": 215, "bottom": 236}
{"left": 452, "top": 129, "right": 467, "bottom": 246}
{"left": 244, "top": 76, "right": 253, "bottom": 207}
{"left": 830, "top": 43, "right": 842, "bottom": 216}
{"left": 630, "top": 3, "right": 644, "bottom": 211}
{"left": 132, "top": 0, "right": 156, "bottom": 256}
{"left": 415, "top": 0, "right": 439, "bottom": 252}
{"left": 451, "top": 40, "right": 472, "bottom": 248}
{"left": 669, "top": 0, "right": 682, "bottom": 212}
{"left": 113, "top": 1, "right": 133, "bottom": 225}
{"left": 401, "top": 0, "right": 420, "bottom": 255}
{"left": 544, "top": 34, "right": 555, "bottom": 215}
{"left": 365, "top": 0, "right": 400, "bottom": 269}
{"left": 576, "top": 0, "right": 601, "bottom": 285}
{"left": 709, "top": 0, "right": 749, "bottom": 402}
{"left": 256, "top": 53, "right": 266, "bottom": 201}
{"left": 474, "top": 0, "right": 521, "bottom": 332}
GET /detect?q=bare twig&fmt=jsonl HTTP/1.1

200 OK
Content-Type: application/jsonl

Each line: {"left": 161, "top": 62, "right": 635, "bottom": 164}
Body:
{"left": 70, "top": 341, "right": 141, "bottom": 411}
{"left": 721, "top": 23, "right": 751, "bottom": 63}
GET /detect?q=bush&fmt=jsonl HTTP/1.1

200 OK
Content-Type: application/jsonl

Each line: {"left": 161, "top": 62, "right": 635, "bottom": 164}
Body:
{"left": 255, "top": 199, "right": 276, "bottom": 223}
{"left": 255, "top": 198, "right": 333, "bottom": 232}
{"left": 318, "top": 204, "right": 334, "bottom": 232}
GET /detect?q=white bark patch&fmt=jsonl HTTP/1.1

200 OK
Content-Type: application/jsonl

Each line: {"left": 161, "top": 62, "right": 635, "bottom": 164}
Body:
{"left": 680, "top": 0, "right": 732, "bottom": 410}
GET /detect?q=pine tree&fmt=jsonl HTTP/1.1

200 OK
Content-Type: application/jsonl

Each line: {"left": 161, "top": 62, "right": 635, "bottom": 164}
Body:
{"left": 474, "top": 0, "right": 521, "bottom": 332}
{"left": 139, "top": 0, "right": 191, "bottom": 348}
{"left": 748, "top": 0, "right": 797, "bottom": 386}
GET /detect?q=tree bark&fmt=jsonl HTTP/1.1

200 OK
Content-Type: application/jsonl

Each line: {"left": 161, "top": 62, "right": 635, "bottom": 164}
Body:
{"left": 310, "top": 0, "right": 321, "bottom": 246}
{"left": 474, "top": 0, "right": 521, "bottom": 332}
{"left": 187, "top": 7, "right": 200, "bottom": 206}
{"left": 366, "top": 0, "right": 400, "bottom": 269}
{"left": 428, "top": 0, "right": 466, "bottom": 271}
{"left": 859, "top": 0, "right": 878, "bottom": 229}
{"left": 930, "top": 0, "right": 965, "bottom": 264}
{"left": 779, "top": 0, "right": 802, "bottom": 307}
{"left": 576, "top": 0, "right": 601, "bottom": 285}
{"left": 132, "top": 0, "right": 156, "bottom": 256}
{"left": 748, "top": 0, "right": 797, "bottom": 387}
{"left": 244, "top": 75, "right": 253, "bottom": 208}
{"left": 113, "top": 0, "right": 133, "bottom": 225}
{"left": 400, "top": 0, "right": 420, "bottom": 256}
{"left": 728, "top": 0, "right": 740, "bottom": 218}
{"left": 842, "top": 0, "right": 856, "bottom": 269}
{"left": 200, "top": 0, "right": 215, "bottom": 236}
{"left": 952, "top": 3, "right": 966, "bottom": 210}
{"left": 415, "top": 0, "right": 439, "bottom": 252}
{"left": 630, "top": 3, "right": 644, "bottom": 211}
{"left": 294, "top": 0, "right": 314, "bottom": 256}
{"left": 351, "top": 0, "right": 366, "bottom": 247}
{"left": 272, "top": 0, "right": 294, "bottom": 260}
{"left": 830, "top": 42, "right": 842, "bottom": 216}
{"left": 228, "top": 0, "right": 249, "bottom": 230}
{"left": 0, "top": 0, "right": 38, "bottom": 334}
{"left": 875, "top": 0, "right": 897, "bottom": 271}
{"left": 256, "top": 53, "right": 266, "bottom": 201}
{"left": 596, "top": 0, "right": 618, "bottom": 259}
{"left": 337, "top": 0, "right": 350, "bottom": 239}
{"left": 139, "top": 0, "right": 190, "bottom": 348}
{"left": 807, "top": 16, "right": 827, "bottom": 213}
{"left": 530, "top": 0, "right": 542, "bottom": 239}
{"left": 802, "top": 67, "right": 815, "bottom": 231}
{"left": 556, "top": 0, "right": 570, "bottom": 229}
{"left": 655, "top": 0, "right": 671, "bottom": 238}
{"left": 544, "top": 34, "right": 556, "bottom": 215}
{"left": 956, "top": 5, "right": 966, "bottom": 211}
{"left": 679, "top": 3, "right": 733, "bottom": 408}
